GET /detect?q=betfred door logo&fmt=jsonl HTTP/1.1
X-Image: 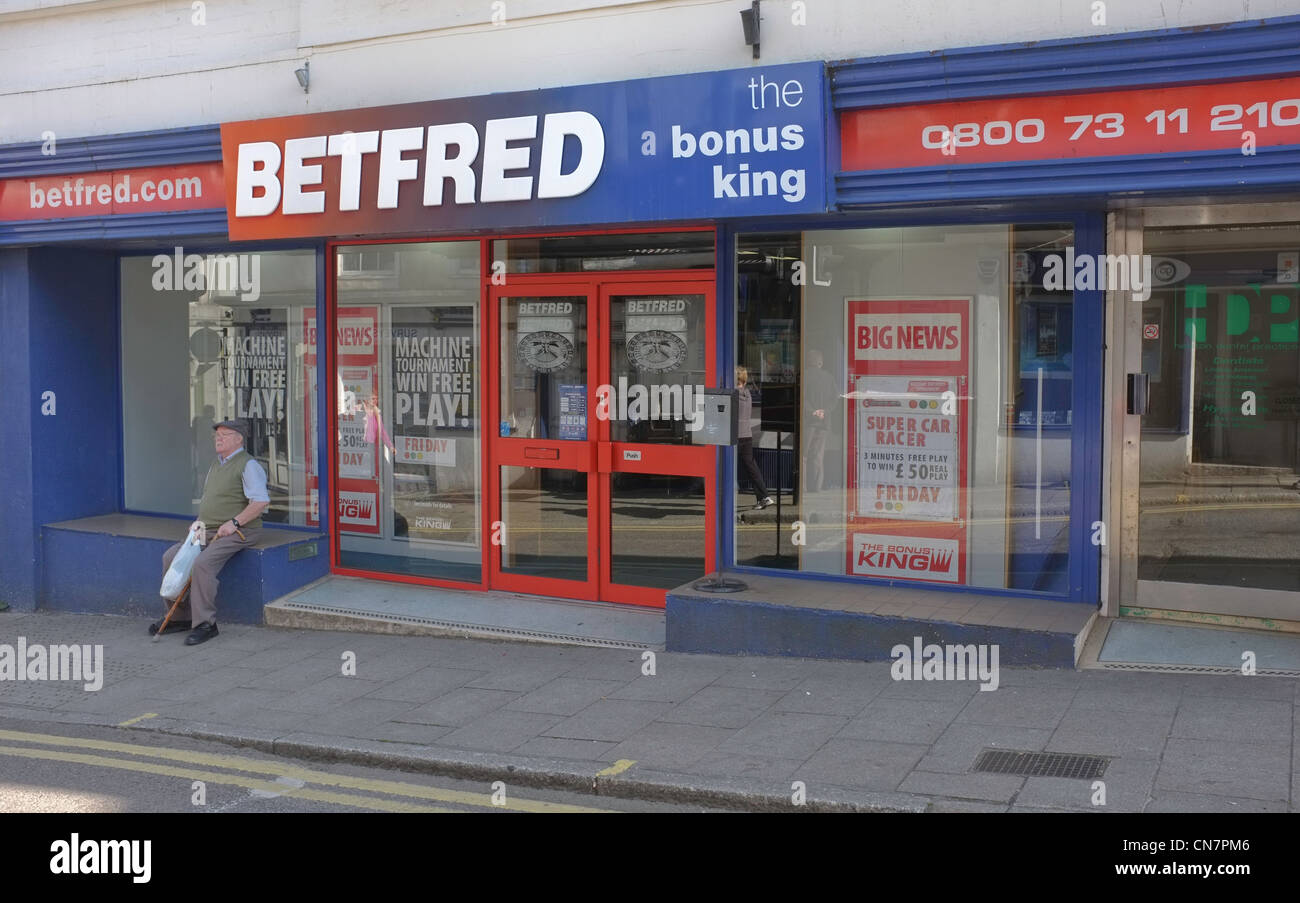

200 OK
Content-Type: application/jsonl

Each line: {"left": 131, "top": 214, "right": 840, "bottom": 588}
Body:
{"left": 338, "top": 491, "right": 377, "bottom": 528}
{"left": 851, "top": 534, "right": 960, "bottom": 583}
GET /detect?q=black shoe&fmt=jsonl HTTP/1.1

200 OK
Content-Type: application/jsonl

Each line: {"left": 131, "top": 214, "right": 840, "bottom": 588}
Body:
{"left": 184, "top": 622, "right": 219, "bottom": 646}
{"left": 148, "top": 618, "right": 191, "bottom": 636}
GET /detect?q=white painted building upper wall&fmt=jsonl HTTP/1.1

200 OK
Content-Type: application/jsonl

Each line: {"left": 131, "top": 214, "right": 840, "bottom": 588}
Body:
{"left": 2, "top": 0, "right": 1299, "bottom": 143}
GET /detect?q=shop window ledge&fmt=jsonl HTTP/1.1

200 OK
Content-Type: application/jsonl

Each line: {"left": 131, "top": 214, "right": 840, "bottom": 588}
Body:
{"left": 666, "top": 571, "right": 1094, "bottom": 667}
{"left": 40, "top": 514, "right": 326, "bottom": 624}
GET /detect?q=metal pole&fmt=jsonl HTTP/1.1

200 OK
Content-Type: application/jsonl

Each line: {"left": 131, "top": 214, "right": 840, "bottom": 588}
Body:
{"left": 774, "top": 429, "right": 783, "bottom": 557}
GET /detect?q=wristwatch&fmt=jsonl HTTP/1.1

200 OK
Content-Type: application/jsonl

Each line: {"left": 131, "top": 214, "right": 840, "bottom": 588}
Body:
{"left": 231, "top": 517, "right": 241, "bottom": 529}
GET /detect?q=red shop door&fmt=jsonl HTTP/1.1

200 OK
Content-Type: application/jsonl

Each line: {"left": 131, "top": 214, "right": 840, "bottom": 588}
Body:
{"left": 487, "top": 277, "right": 716, "bottom": 607}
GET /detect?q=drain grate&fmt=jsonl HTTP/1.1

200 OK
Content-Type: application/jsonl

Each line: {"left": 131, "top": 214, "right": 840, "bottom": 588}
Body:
{"left": 973, "top": 749, "right": 1109, "bottom": 780}
{"left": 1099, "top": 661, "right": 1300, "bottom": 677}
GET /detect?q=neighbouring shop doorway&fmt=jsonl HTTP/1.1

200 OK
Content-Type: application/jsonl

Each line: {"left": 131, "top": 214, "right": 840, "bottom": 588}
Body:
{"left": 1117, "top": 204, "right": 1300, "bottom": 621}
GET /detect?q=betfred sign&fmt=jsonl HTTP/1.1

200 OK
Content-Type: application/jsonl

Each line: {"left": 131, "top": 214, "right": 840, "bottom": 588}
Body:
{"left": 851, "top": 535, "right": 960, "bottom": 583}
{"left": 219, "top": 62, "right": 826, "bottom": 240}
{"left": 0, "top": 163, "right": 223, "bottom": 222}
{"left": 232, "top": 111, "right": 605, "bottom": 217}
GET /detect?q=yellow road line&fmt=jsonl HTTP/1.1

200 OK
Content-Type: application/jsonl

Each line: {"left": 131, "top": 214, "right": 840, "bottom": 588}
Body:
{"left": 595, "top": 759, "right": 636, "bottom": 777}
{"left": 0, "top": 728, "right": 611, "bottom": 814}
{"left": 117, "top": 713, "right": 158, "bottom": 727}
{"left": 0, "top": 744, "right": 451, "bottom": 813}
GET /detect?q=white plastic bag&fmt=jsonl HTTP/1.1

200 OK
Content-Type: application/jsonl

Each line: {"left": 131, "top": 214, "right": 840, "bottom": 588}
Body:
{"left": 160, "top": 526, "right": 203, "bottom": 600}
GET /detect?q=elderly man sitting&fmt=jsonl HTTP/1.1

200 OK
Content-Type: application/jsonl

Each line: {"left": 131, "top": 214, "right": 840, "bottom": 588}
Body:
{"left": 152, "top": 418, "right": 269, "bottom": 645}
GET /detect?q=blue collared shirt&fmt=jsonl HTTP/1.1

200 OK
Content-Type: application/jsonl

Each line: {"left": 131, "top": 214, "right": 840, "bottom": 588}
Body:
{"left": 217, "top": 449, "right": 271, "bottom": 503}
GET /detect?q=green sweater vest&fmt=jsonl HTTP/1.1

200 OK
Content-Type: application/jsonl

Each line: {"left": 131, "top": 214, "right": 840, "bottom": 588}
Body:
{"left": 198, "top": 449, "right": 263, "bottom": 529}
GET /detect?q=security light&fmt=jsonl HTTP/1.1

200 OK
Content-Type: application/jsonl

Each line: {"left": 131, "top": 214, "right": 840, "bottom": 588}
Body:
{"left": 740, "top": 2, "right": 760, "bottom": 59}
{"left": 294, "top": 60, "right": 310, "bottom": 93}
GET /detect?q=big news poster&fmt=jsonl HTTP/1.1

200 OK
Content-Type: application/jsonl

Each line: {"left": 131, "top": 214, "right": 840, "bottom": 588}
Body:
{"left": 844, "top": 298, "right": 971, "bottom": 584}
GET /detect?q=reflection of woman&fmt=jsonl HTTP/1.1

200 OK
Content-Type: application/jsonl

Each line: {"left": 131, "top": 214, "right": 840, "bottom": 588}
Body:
{"left": 737, "top": 367, "right": 775, "bottom": 510}
{"left": 362, "top": 394, "right": 396, "bottom": 458}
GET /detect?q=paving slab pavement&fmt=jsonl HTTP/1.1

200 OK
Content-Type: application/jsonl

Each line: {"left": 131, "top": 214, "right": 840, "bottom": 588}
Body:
{"left": 1, "top": 610, "right": 1297, "bottom": 813}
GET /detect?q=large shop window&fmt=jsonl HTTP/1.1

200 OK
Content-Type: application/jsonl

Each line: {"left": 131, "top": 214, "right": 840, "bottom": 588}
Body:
{"left": 333, "top": 241, "right": 481, "bottom": 582}
{"left": 121, "top": 249, "right": 317, "bottom": 524}
{"left": 735, "top": 224, "right": 1076, "bottom": 593}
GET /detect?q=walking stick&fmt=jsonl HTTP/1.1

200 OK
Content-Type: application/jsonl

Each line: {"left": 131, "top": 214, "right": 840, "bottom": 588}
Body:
{"left": 151, "top": 526, "right": 242, "bottom": 642}
{"left": 152, "top": 578, "right": 191, "bottom": 643}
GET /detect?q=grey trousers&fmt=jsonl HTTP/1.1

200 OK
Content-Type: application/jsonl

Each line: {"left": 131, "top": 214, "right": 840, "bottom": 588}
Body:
{"left": 160, "top": 525, "right": 262, "bottom": 625}
{"left": 805, "top": 427, "right": 829, "bottom": 494}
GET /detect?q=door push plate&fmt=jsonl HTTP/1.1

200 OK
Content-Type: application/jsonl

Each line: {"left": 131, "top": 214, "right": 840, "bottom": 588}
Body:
{"left": 1127, "top": 372, "right": 1150, "bottom": 416}
{"left": 524, "top": 446, "right": 559, "bottom": 460}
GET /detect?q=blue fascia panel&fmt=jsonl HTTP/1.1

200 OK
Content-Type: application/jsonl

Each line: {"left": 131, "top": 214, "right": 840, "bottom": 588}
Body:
{"left": 832, "top": 15, "right": 1300, "bottom": 109}
{"left": 0, "top": 210, "right": 229, "bottom": 247}
{"left": 1071, "top": 212, "right": 1106, "bottom": 604}
{"left": 729, "top": 207, "right": 1099, "bottom": 233}
{"left": 0, "top": 248, "right": 37, "bottom": 609}
{"left": 114, "top": 257, "right": 126, "bottom": 513}
{"left": 716, "top": 223, "right": 736, "bottom": 570}
{"left": 0, "top": 125, "right": 222, "bottom": 179}
{"left": 836, "top": 145, "right": 1300, "bottom": 208}
{"left": 27, "top": 249, "right": 121, "bottom": 518}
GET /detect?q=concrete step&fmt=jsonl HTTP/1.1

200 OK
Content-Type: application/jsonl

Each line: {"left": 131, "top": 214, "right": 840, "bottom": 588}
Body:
{"left": 667, "top": 571, "right": 1095, "bottom": 667}
{"left": 265, "top": 575, "right": 665, "bottom": 651}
